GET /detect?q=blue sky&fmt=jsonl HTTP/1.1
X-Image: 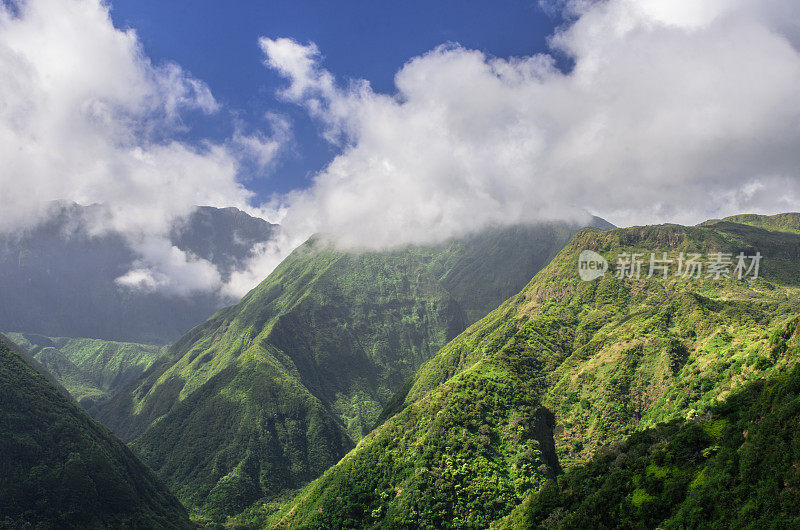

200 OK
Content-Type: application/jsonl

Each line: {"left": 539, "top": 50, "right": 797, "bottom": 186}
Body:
{"left": 110, "top": 0, "right": 559, "bottom": 200}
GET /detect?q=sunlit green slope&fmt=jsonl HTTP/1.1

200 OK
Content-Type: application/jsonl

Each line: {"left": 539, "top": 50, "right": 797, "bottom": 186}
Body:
{"left": 5, "top": 332, "right": 164, "bottom": 409}
{"left": 712, "top": 212, "right": 800, "bottom": 234}
{"left": 270, "top": 217, "right": 800, "bottom": 528}
{"left": 96, "top": 220, "right": 603, "bottom": 520}
{"left": 497, "top": 340, "right": 800, "bottom": 529}
{"left": 0, "top": 334, "right": 191, "bottom": 529}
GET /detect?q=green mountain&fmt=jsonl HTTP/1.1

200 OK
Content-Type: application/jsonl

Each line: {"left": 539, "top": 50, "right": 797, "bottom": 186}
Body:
{"left": 0, "top": 334, "right": 191, "bottom": 529}
{"left": 269, "top": 217, "right": 800, "bottom": 528}
{"left": 4, "top": 332, "right": 164, "bottom": 410}
{"left": 497, "top": 340, "right": 800, "bottom": 529}
{"left": 95, "top": 220, "right": 608, "bottom": 521}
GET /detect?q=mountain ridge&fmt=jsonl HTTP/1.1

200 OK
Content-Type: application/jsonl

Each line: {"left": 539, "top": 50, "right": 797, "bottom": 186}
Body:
{"left": 701, "top": 212, "right": 800, "bottom": 234}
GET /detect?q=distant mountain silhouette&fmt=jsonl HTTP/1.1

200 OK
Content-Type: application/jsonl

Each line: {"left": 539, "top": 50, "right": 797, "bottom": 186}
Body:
{"left": 0, "top": 203, "right": 276, "bottom": 343}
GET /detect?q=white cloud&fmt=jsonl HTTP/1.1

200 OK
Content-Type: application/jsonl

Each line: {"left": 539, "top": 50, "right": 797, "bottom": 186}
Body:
{"left": 230, "top": 113, "right": 292, "bottom": 170}
{"left": 0, "top": 0, "right": 288, "bottom": 296}
{"left": 115, "top": 235, "right": 222, "bottom": 296}
{"left": 222, "top": 229, "right": 307, "bottom": 299}
{"left": 258, "top": 0, "right": 800, "bottom": 254}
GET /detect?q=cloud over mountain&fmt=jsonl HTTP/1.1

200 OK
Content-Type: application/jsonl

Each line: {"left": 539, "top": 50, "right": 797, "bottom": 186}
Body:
{"left": 260, "top": 0, "right": 800, "bottom": 250}
{"left": 0, "top": 0, "right": 286, "bottom": 296}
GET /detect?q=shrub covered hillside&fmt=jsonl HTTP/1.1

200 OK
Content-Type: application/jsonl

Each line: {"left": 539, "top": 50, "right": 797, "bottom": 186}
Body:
{"left": 0, "top": 334, "right": 191, "bottom": 529}
{"left": 497, "top": 343, "right": 800, "bottom": 529}
{"left": 95, "top": 220, "right": 605, "bottom": 521}
{"left": 5, "top": 332, "right": 164, "bottom": 410}
{"left": 270, "top": 217, "right": 800, "bottom": 528}
{"left": 713, "top": 211, "right": 800, "bottom": 234}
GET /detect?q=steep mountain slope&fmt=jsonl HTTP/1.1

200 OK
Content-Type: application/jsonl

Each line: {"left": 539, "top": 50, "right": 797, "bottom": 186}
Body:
{"left": 0, "top": 334, "right": 191, "bottom": 529}
{"left": 424, "top": 221, "right": 612, "bottom": 323}
{"left": 267, "top": 324, "right": 565, "bottom": 528}
{"left": 5, "top": 332, "right": 164, "bottom": 409}
{"left": 0, "top": 203, "right": 276, "bottom": 343}
{"left": 497, "top": 341, "right": 800, "bottom": 529}
{"left": 96, "top": 219, "right": 606, "bottom": 520}
{"left": 270, "top": 219, "right": 800, "bottom": 528}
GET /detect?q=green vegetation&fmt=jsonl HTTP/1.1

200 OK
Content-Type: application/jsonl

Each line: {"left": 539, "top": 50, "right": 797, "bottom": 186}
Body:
{"left": 95, "top": 221, "right": 596, "bottom": 521}
{"left": 268, "top": 334, "right": 562, "bottom": 529}
{"left": 705, "top": 212, "right": 800, "bottom": 234}
{"left": 5, "top": 332, "right": 164, "bottom": 409}
{"left": 269, "top": 218, "right": 800, "bottom": 528}
{"left": 497, "top": 346, "right": 800, "bottom": 528}
{"left": 424, "top": 221, "right": 611, "bottom": 323}
{"left": 0, "top": 334, "right": 190, "bottom": 529}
